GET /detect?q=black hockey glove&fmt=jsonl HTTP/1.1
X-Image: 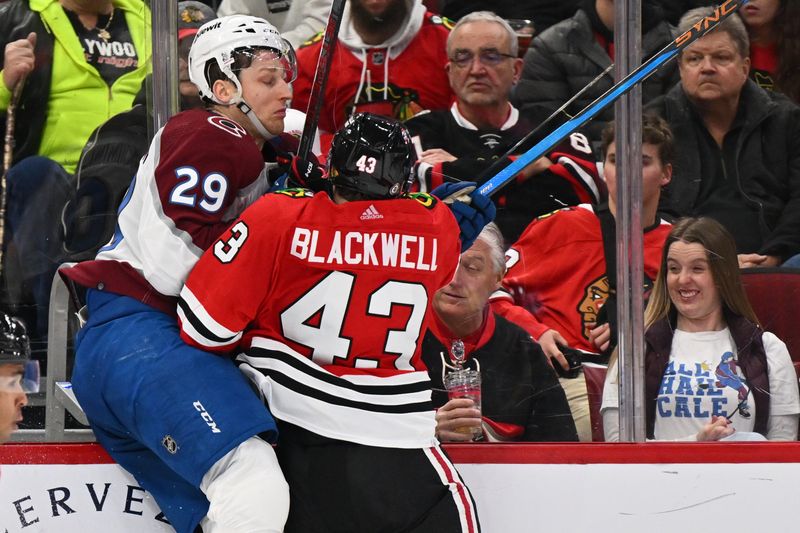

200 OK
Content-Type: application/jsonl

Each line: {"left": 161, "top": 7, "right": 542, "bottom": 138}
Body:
{"left": 275, "top": 154, "right": 329, "bottom": 192}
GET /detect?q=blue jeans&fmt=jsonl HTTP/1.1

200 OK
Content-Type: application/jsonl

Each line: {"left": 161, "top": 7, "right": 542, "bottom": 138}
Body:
{"left": 4, "top": 156, "right": 72, "bottom": 340}
{"left": 782, "top": 253, "right": 800, "bottom": 269}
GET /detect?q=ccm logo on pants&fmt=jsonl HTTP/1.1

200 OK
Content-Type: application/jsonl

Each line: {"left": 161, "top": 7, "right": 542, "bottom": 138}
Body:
{"left": 193, "top": 401, "right": 222, "bottom": 433}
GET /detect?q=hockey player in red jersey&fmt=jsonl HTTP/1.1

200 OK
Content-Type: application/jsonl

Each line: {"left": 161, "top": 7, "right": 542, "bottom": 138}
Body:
{"left": 62, "top": 15, "right": 325, "bottom": 533}
{"left": 490, "top": 115, "right": 675, "bottom": 441}
{"left": 179, "top": 113, "right": 494, "bottom": 532}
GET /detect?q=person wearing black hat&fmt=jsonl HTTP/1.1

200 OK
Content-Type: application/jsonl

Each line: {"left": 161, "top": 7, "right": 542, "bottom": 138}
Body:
{"left": 0, "top": 312, "right": 37, "bottom": 443}
{"left": 178, "top": 1, "right": 218, "bottom": 108}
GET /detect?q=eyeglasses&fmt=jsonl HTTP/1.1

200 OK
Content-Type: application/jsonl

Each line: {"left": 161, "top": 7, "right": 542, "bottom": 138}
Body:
{"left": 449, "top": 49, "right": 516, "bottom": 69}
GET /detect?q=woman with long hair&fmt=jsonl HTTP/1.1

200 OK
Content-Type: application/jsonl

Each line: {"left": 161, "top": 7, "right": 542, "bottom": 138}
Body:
{"left": 602, "top": 217, "right": 800, "bottom": 441}
{"left": 740, "top": 0, "right": 800, "bottom": 103}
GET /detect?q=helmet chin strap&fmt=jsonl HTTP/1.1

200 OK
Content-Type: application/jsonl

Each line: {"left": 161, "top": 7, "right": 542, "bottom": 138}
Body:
{"left": 218, "top": 74, "right": 278, "bottom": 140}
{"left": 237, "top": 100, "right": 277, "bottom": 140}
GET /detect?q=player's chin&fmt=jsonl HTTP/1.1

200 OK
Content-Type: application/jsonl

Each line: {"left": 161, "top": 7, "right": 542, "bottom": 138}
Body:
{"left": 263, "top": 116, "right": 286, "bottom": 135}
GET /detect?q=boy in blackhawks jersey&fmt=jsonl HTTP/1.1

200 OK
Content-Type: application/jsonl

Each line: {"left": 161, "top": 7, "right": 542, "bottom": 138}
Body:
{"left": 62, "top": 15, "right": 325, "bottom": 533}
{"left": 490, "top": 114, "right": 675, "bottom": 441}
{"left": 179, "top": 113, "right": 495, "bottom": 532}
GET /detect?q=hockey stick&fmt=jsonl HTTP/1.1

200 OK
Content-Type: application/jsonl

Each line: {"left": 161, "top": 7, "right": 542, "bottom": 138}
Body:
{"left": 478, "top": 0, "right": 749, "bottom": 199}
{"left": 0, "top": 78, "right": 26, "bottom": 276}
{"left": 478, "top": 63, "right": 614, "bottom": 182}
{"left": 298, "top": 0, "right": 347, "bottom": 160}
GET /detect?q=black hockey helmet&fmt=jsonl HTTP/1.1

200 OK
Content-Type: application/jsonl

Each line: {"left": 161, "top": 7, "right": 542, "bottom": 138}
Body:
{"left": 327, "top": 113, "right": 415, "bottom": 199}
{"left": 0, "top": 312, "right": 38, "bottom": 393}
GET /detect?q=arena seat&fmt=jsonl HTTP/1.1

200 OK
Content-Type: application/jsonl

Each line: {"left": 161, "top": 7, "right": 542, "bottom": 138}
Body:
{"left": 740, "top": 268, "right": 800, "bottom": 362}
{"left": 583, "top": 362, "right": 608, "bottom": 442}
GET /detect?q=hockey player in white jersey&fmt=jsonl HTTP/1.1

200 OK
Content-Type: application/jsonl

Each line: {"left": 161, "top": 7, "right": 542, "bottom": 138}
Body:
{"left": 62, "top": 15, "right": 323, "bottom": 533}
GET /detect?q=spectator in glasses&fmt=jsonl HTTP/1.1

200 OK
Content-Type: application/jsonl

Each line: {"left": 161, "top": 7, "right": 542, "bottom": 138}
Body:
{"left": 405, "top": 10, "right": 604, "bottom": 245}
{"left": 602, "top": 217, "right": 800, "bottom": 441}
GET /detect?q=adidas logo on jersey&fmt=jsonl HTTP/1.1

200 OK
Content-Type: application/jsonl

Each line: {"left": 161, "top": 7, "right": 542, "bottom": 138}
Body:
{"left": 360, "top": 204, "right": 384, "bottom": 221}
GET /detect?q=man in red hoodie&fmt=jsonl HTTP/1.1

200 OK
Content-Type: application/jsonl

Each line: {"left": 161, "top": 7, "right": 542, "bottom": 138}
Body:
{"left": 292, "top": 0, "right": 453, "bottom": 145}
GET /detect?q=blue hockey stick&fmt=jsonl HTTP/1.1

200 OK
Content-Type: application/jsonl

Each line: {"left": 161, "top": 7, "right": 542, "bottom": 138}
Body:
{"left": 478, "top": 0, "right": 750, "bottom": 198}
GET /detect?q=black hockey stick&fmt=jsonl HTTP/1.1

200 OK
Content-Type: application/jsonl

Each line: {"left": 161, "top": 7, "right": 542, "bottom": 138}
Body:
{"left": 477, "top": 64, "right": 614, "bottom": 182}
{"left": 477, "top": 0, "right": 750, "bottom": 199}
{"left": 298, "top": 0, "right": 347, "bottom": 160}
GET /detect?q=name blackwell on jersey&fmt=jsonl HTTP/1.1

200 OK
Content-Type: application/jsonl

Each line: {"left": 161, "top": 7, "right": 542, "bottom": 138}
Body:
{"left": 290, "top": 227, "right": 440, "bottom": 271}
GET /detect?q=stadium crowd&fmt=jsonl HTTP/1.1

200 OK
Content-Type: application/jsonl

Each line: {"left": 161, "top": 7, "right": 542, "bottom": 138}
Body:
{"left": 2, "top": 0, "right": 800, "bottom": 529}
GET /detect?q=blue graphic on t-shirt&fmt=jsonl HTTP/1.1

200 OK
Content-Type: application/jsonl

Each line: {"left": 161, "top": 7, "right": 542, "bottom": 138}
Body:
{"left": 714, "top": 352, "right": 751, "bottom": 418}
{"left": 656, "top": 360, "right": 729, "bottom": 418}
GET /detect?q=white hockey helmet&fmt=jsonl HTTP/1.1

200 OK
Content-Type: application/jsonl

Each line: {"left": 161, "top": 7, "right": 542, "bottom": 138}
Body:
{"left": 188, "top": 15, "right": 297, "bottom": 106}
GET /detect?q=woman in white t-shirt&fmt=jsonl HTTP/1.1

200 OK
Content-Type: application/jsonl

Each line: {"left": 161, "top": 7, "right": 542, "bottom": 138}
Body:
{"left": 602, "top": 217, "right": 800, "bottom": 441}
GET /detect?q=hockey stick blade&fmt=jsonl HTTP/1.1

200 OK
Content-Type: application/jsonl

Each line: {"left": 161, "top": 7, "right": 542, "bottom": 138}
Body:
{"left": 478, "top": 0, "right": 749, "bottom": 198}
{"left": 298, "top": 0, "right": 347, "bottom": 159}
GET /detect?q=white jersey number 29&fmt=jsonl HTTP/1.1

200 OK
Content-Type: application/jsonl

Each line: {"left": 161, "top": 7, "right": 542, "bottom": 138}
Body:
{"left": 171, "top": 166, "right": 229, "bottom": 213}
{"left": 280, "top": 271, "right": 427, "bottom": 370}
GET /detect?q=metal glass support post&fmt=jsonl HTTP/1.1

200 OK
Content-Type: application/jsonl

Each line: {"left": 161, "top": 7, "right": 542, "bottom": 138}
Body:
{"left": 150, "top": 1, "right": 179, "bottom": 133}
{"left": 614, "top": 0, "right": 646, "bottom": 442}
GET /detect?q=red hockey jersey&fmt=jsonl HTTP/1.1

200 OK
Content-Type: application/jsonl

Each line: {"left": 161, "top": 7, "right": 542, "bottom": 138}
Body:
{"left": 179, "top": 190, "right": 461, "bottom": 447}
{"left": 492, "top": 204, "right": 671, "bottom": 355}
{"left": 291, "top": 9, "right": 453, "bottom": 136}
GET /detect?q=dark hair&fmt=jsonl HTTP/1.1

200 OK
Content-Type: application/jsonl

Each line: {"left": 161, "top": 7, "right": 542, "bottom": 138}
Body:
{"left": 645, "top": 217, "right": 760, "bottom": 329}
{"left": 600, "top": 114, "right": 674, "bottom": 166}
{"left": 775, "top": 0, "right": 800, "bottom": 103}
